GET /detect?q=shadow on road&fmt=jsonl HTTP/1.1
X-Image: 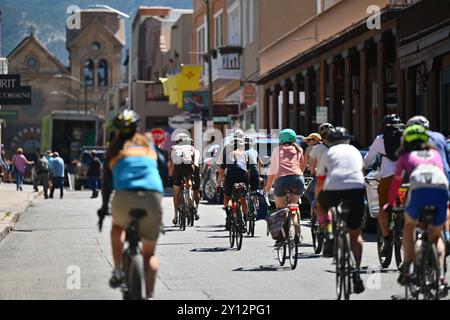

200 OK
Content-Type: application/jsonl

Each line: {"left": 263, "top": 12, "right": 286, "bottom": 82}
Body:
{"left": 232, "top": 265, "right": 289, "bottom": 272}
{"left": 297, "top": 253, "right": 322, "bottom": 260}
{"left": 190, "top": 247, "right": 231, "bottom": 253}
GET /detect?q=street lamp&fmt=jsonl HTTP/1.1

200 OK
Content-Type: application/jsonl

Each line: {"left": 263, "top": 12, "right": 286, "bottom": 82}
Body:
{"left": 201, "top": 0, "right": 214, "bottom": 121}
{"left": 53, "top": 74, "right": 87, "bottom": 115}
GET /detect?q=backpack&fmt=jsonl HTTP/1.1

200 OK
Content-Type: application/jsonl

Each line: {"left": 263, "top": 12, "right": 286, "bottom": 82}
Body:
{"left": 409, "top": 163, "right": 449, "bottom": 191}
{"left": 383, "top": 124, "right": 404, "bottom": 161}
{"left": 171, "top": 145, "right": 194, "bottom": 165}
{"left": 35, "top": 158, "right": 49, "bottom": 174}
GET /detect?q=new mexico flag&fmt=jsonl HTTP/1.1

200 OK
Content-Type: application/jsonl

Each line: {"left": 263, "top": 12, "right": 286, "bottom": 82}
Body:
{"left": 176, "top": 65, "right": 202, "bottom": 108}
{"left": 167, "top": 75, "right": 178, "bottom": 105}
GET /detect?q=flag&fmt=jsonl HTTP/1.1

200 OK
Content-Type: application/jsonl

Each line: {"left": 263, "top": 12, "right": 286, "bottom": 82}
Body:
{"left": 176, "top": 65, "right": 202, "bottom": 108}
{"left": 160, "top": 77, "right": 169, "bottom": 97}
{"left": 167, "top": 75, "right": 178, "bottom": 105}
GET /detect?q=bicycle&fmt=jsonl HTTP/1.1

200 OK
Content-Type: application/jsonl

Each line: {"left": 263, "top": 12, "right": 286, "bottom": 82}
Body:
{"left": 229, "top": 183, "right": 247, "bottom": 251}
{"left": 120, "top": 208, "right": 147, "bottom": 300}
{"left": 332, "top": 200, "right": 357, "bottom": 300}
{"left": 177, "top": 180, "right": 195, "bottom": 231}
{"left": 246, "top": 190, "right": 259, "bottom": 237}
{"left": 272, "top": 188, "right": 304, "bottom": 270}
{"left": 377, "top": 184, "right": 407, "bottom": 270}
{"left": 405, "top": 206, "right": 447, "bottom": 300}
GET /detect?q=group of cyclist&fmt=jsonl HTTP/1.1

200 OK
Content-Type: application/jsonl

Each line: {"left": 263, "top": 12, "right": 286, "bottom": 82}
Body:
{"left": 97, "top": 107, "right": 450, "bottom": 299}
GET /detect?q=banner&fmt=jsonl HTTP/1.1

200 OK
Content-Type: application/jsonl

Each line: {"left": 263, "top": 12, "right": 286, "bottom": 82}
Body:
{"left": 176, "top": 65, "right": 202, "bottom": 108}
{"left": 160, "top": 78, "right": 169, "bottom": 97}
{"left": 183, "top": 91, "right": 209, "bottom": 112}
{"left": 167, "top": 75, "right": 178, "bottom": 105}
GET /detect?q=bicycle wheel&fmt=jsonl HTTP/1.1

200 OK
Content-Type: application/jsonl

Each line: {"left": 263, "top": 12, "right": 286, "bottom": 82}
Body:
{"left": 235, "top": 209, "right": 243, "bottom": 251}
{"left": 376, "top": 223, "right": 392, "bottom": 268}
{"left": 180, "top": 209, "right": 186, "bottom": 231}
{"left": 127, "top": 254, "right": 146, "bottom": 300}
{"left": 311, "top": 213, "right": 323, "bottom": 254}
{"left": 277, "top": 242, "right": 286, "bottom": 266}
{"left": 394, "top": 212, "right": 404, "bottom": 270}
{"left": 229, "top": 219, "right": 235, "bottom": 248}
{"left": 336, "top": 231, "right": 351, "bottom": 300}
{"left": 288, "top": 220, "right": 299, "bottom": 270}
{"left": 421, "top": 243, "right": 440, "bottom": 300}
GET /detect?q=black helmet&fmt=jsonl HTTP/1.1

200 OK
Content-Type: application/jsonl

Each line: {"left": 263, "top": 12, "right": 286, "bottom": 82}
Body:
{"left": 113, "top": 109, "right": 140, "bottom": 134}
{"left": 380, "top": 114, "right": 402, "bottom": 131}
{"left": 328, "top": 127, "right": 351, "bottom": 145}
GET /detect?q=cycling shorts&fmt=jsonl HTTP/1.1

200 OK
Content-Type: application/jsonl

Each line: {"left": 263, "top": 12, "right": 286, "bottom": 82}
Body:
{"left": 224, "top": 168, "right": 248, "bottom": 197}
{"left": 249, "top": 172, "right": 260, "bottom": 191}
{"left": 318, "top": 189, "right": 365, "bottom": 230}
{"left": 406, "top": 188, "right": 449, "bottom": 226}
{"left": 173, "top": 164, "right": 194, "bottom": 187}
{"left": 274, "top": 175, "right": 305, "bottom": 198}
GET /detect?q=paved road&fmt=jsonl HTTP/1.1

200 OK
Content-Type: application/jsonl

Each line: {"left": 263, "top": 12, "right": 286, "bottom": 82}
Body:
{"left": 0, "top": 190, "right": 447, "bottom": 300}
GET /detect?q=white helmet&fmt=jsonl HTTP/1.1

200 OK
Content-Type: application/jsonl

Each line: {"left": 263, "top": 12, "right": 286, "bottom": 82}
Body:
{"left": 244, "top": 135, "right": 255, "bottom": 145}
{"left": 407, "top": 115, "right": 430, "bottom": 130}
{"left": 175, "top": 133, "right": 189, "bottom": 143}
{"left": 233, "top": 129, "right": 244, "bottom": 139}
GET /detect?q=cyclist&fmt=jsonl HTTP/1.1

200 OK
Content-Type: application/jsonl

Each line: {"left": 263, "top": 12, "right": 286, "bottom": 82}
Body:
{"left": 191, "top": 138, "right": 201, "bottom": 220}
{"left": 217, "top": 134, "right": 249, "bottom": 231}
{"left": 309, "top": 123, "right": 333, "bottom": 177}
{"left": 315, "top": 127, "right": 365, "bottom": 294}
{"left": 97, "top": 109, "right": 164, "bottom": 299}
{"left": 384, "top": 125, "right": 449, "bottom": 291}
{"left": 265, "top": 129, "right": 305, "bottom": 241}
{"left": 301, "top": 133, "right": 322, "bottom": 214}
{"left": 406, "top": 116, "right": 450, "bottom": 248}
{"left": 364, "top": 114, "right": 404, "bottom": 259}
{"left": 245, "top": 135, "right": 263, "bottom": 193}
{"left": 169, "top": 133, "right": 196, "bottom": 225}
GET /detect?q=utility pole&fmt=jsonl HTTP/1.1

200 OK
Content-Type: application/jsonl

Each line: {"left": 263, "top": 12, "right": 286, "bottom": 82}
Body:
{"left": 204, "top": 0, "right": 214, "bottom": 121}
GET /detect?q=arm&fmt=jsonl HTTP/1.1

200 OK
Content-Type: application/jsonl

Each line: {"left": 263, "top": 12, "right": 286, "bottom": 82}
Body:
{"left": 101, "top": 163, "right": 113, "bottom": 211}
{"left": 363, "top": 136, "right": 381, "bottom": 169}
{"left": 315, "top": 153, "right": 328, "bottom": 197}
{"left": 265, "top": 149, "right": 278, "bottom": 193}
{"left": 315, "top": 176, "right": 325, "bottom": 198}
{"left": 217, "top": 166, "right": 226, "bottom": 187}
{"left": 387, "top": 158, "right": 405, "bottom": 207}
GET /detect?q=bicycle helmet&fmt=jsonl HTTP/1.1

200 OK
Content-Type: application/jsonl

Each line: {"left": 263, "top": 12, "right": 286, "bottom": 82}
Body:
{"left": 113, "top": 109, "right": 140, "bottom": 134}
{"left": 279, "top": 129, "right": 297, "bottom": 144}
{"left": 328, "top": 127, "right": 351, "bottom": 145}
{"left": 244, "top": 135, "right": 255, "bottom": 145}
{"left": 406, "top": 115, "right": 430, "bottom": 130}
{"left": 175, "top": 133, "right": 189, "bottom": 143}
{"left": 233, "top": 137, "right": 245, "bottom": 149}
{"left": 403, "top": 124, "right": 429, "bottom": 144}
{"left": 380, "top": 114, "right": 402, "bottom": 131}
{"left": 318, "top": 123, "right": 334, "bottom": 136}
{"left": 233, "top": 129, "right": 244, "bottom": 139}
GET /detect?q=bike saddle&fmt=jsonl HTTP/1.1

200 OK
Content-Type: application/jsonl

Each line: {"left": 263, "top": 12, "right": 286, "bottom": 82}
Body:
{"left": 129, "top": 209, "right": 147, "bottom": 219}
{"left": 420, "top": 206, "right": 438, "bottom": 224}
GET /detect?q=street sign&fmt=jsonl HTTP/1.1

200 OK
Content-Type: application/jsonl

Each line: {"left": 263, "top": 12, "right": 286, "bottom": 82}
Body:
{"left": 0, "top": 75, "right": 32, "bottom": 105}
{"left": 316, "top": 106, "right": 328, "bottom": 124}
{"left": 0, "top": 110, "right": 18, "bottom": 120}
{"left": 213, "top": 116, "right": 231, "bottom": 124}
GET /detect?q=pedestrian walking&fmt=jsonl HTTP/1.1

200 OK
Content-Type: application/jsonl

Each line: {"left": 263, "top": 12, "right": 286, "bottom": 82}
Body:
{"left": 12, "top": 148, "right": 34, "bottom": 191}
{"left": 49, "top": 152, "right": 65, "bottom": 199}
{"left": 87, "top": 150, "right": 102, "bottom": 198}
{"left": 35, "top": 153, "right": 50, "bottom": 199}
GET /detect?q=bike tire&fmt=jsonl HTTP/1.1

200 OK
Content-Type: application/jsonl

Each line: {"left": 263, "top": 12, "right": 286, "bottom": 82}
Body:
{"left": 394, "top": 212, "right": 404, "bottom": 270}
{"left": 311, "top": 214, "right": 323, "bottom": 254}
{"left": 288, "top": 217, "right": 298, "bottom": 270}
{"left": 336, "top": 231, "right": 351, "bottom": 300}
{"left": 127, "top": 254, "right": 146, "bottom": 300}
{"left": 229, "top": 220, "right": 235, "bottom": 248}
{"left": 277, "top": 243, "right": 286, "bottom": 266}
{"left": 421, "top": 243, "right": 440, "bottom": 300}
{"left": 248, "top": 219, "right": 255, "bottom": 237}
{"left": 236, "top": 209, "right": 243, "bottom": 250}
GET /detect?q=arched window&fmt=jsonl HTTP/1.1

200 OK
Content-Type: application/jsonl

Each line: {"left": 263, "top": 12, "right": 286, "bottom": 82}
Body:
{"left": 98, "top": 59, "right": 108, "bottom": 87}
{"left": 84, "top": 59, "right": 94, "bottom": 87}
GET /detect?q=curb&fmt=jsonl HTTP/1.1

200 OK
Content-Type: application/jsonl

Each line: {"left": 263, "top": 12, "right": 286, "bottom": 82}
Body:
{"left": 0, "top": 191, "right": 42, "bottom": 242}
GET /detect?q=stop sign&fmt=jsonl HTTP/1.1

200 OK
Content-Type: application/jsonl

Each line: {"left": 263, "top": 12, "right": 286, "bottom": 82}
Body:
{"left": 150, "top": 128, "right": 166, "bottom": 145}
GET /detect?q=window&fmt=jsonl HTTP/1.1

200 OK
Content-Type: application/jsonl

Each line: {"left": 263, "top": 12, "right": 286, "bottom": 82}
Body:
{"left": 91, "top": 42, "right": 101, "bottom": 51}
{"left": 228, "top": 2, "right": 241, "bottom": 46}
{"left": 27, "top": 57, "right": 38, "bottom": 68}
{"left": 197, "top": 24, "right": 206, "bottom": 65}
{"left": 84, "top": 59, "right": 94, "bottom": 87}
{"left": 98, "top": 59, "right": 108, "bottom": 87}
{"left": 214, "top": 11, "right": 223, "bottom": 48}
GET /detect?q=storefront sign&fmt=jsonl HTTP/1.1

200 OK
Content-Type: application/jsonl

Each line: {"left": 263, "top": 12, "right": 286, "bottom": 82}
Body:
{"left": 183, "top": 91, "right": 209, "bottom": 112}
{"left": 0, "top": 75, "right": 32, "bottom": 105}
{"left": 316, "top": 106, "right": 328, "bottom": 124}
{"left": 213, "top": 104, "right": 239, "bottom": 117}
{"left": 0, "top": 110, "right": 18, "bottom": 120}
{"left": 213, "top": 116, "right": 231, "bottom": 124}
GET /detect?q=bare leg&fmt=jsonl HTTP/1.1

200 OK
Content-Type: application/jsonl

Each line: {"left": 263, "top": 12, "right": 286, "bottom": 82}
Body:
{"left": 111, "top": 224, "right": 125, "bottom": 270}
{"left": 349, "top": 228, "right": 363, "bottom": 268}
{"left": 142, "top": 240, "right": 158, "bottom": 298}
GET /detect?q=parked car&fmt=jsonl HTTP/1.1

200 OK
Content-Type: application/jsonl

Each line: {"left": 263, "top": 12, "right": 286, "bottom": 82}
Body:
{"left": 74, "top": 147, "right": 106, "bottom": 190}
{"left": 361, "top": 153, "right": 381, "bottom": 233}
{"left": 201, "top": 144, "right": 220, "bottom": 203}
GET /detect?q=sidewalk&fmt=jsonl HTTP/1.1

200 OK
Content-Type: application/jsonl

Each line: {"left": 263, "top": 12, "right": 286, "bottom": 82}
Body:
{"left": 0, "top": 183, "right": 41, "bottom": 241}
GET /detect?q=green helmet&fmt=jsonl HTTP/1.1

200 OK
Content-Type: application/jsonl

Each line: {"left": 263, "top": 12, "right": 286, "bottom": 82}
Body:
{"left": 279, "top": 129, "right": 297, "bottom": 144}
{"left": 403, "top": 124, "right": 428, "bottom": 144}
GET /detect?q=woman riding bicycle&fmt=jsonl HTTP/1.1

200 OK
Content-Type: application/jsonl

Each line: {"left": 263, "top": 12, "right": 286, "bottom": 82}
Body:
{"left": 217, "top": 134, "right": 249, "bottom": 230}
{"left": 265, "top": 129, "right": 306, "bottom": 210}
{"left": 384, "top": 124, "right": 449, "bottom": 291}
{"left": 97, "top": 109, "right": 164, "bottom": 299}
{"left": 265, "top": 129, "right": 305, "bottom": 242}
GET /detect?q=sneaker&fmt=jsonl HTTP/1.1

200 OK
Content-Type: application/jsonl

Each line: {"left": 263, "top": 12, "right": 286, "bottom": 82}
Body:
{"left": 397, "top": 264, "right": 414, "bottom": 286}
{"left": 109, "top": 270, "right": 124, "bottom": 289}
{"left": 323, "top": 238, "right": 334, "bottom": 258}
{"left": 352, "top": 272, "right": 365, "bottom": 294}
{"left": 439, "top": 279, "right": 448, "bottom": 298}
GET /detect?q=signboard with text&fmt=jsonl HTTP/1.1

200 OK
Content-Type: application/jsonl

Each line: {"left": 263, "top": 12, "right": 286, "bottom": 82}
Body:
{"left": 183, "top": 91, "right": 209, "bottom": 112}
{"left": 0, "top": 110, "right": 18, "bottom": 120}
{"left": 213, "top": 104, "right": 239, "bottom": 117}
{"left": 316, "top": 106, "right": 328, "bottom": 124}
{"left": 0, "top": 75, "right": 32, "bottom": 105}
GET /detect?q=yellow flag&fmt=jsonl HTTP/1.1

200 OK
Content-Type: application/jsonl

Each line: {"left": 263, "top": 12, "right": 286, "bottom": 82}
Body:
{"left": 167, "top": 75, "right": 178, "bottom": 105}
{"left": 160, "top": 78, "right": 169, "bottom": 97}
{"left": 176, "top": 65, "right": 202, "bottom": 108}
